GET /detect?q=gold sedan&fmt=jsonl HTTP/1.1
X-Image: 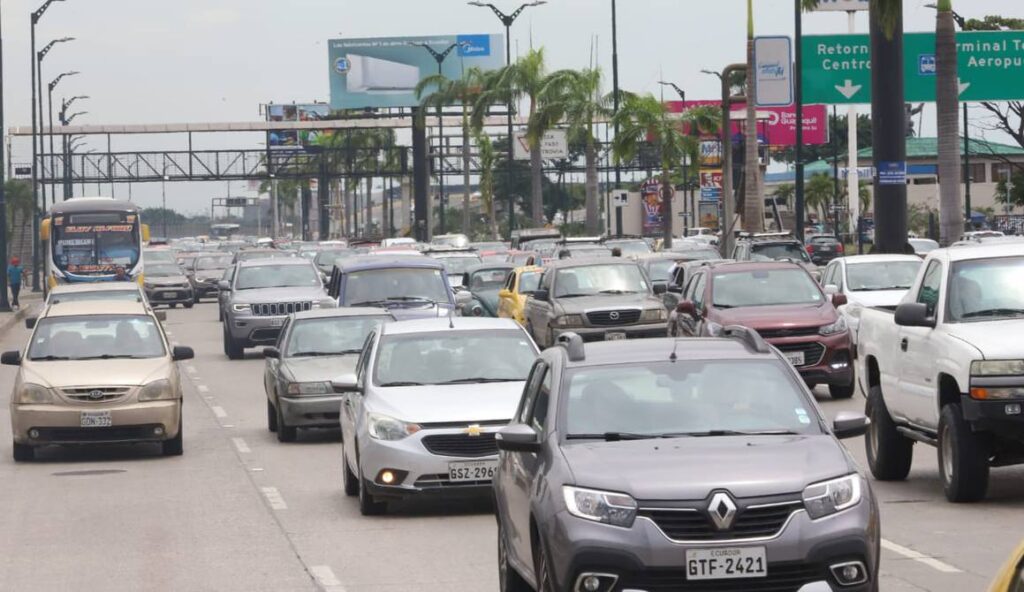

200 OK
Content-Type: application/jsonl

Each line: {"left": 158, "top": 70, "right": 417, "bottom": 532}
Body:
{"left": 497, "top": 265, "right": 543, "bottom": 325}
{"left": 990, "top": 541, "right": 1024, "bottom": 592}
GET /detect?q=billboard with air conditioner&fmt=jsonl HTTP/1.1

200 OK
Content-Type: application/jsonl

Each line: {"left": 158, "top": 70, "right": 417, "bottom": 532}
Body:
{"left": 328, "top": 34, "right": 505, "bottom": 110}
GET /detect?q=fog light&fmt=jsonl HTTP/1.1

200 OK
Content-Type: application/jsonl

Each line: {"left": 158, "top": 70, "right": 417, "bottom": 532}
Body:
{"left": 380, "top": 470, "right": 395, "bottom": 484}
{"left": 154, "top": 426, "right": 165, "bottom": 436}
{"left": 830, "top": 561, "right": 867, "bottom": 586}
{"left": 581, "top": 576, "right": 601, "bottom": 592}
{"left": 29, "top": 429, "right": 40, "bottom": 439}
{"left": 574, "top": 573, "right": 618, "bottom": 592}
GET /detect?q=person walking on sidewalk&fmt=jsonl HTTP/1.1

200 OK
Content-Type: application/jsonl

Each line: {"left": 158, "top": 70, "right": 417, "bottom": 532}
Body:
{"left": 7, "top": 257, "right": 23, "bottom": 308}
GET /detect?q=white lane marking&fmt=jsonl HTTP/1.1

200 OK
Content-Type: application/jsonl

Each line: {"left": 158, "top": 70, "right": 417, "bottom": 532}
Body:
{"left": 261, "top": 486, "right": 287, "bottom": 510}
{"left": 250, "top": 467, "right": 264, "bottom": 472}
{"left": 231, "top": 437, "right": 251, "bottom": 454}
{"left": 221, "top": 424, "right": 235, "bottom": 428}
{"left": 211, "top": 406, "right": 228, "bottom": 419}
{"left": 310, "top": 565, "right": 343, "bottom": 589}
{"left": 881, "top": 538, "right": 962, "bottom": 573}
{"left": 197, "top": 384, "right": 210, "bottom": 393}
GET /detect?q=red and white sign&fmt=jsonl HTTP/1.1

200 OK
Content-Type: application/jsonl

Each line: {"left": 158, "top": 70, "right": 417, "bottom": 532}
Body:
{"left": 667, "top": 100, "right": 829, "bottom": 146}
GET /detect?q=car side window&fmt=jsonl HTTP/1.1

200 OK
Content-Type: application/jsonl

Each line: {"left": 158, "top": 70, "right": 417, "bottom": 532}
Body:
{"left": 529, "top": 368, "right": 552, "bottom": 433}
{"left": 692, "top": 273, "right": 708, "bottom": 311}
{"left": 517, "top": 361, "right": 547, "bottom": 424}
{"left": 275, "top": 319, "right": 291, "bottom": 349}
{"left": 917, "top": 261, "right": 943, "bottom": 317}
{"left": 355, "top": 331, "right": 376, "bottom": 384}
{"left": 504, "top": 272, "right": 515, "bottom": 292}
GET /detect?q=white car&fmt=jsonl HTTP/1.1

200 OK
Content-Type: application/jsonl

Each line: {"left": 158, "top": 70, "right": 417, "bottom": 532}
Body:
{"left": 819, "top": 254, "right": 923, "bottom": 345}
{"left": 336, "top": 317, "right": 539, "bottom": 515}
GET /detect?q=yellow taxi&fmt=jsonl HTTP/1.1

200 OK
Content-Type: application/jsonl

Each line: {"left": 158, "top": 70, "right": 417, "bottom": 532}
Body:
{"left": 497, "top": 265, "right": 542, "bottom": 325}
{"left": 990, "top": 541, "right": 1024, "bottom": 591}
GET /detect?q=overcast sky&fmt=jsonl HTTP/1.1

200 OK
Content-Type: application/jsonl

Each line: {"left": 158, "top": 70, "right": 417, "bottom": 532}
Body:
{"left": 1, "top": 0, "right": 1019, "bottom": 214}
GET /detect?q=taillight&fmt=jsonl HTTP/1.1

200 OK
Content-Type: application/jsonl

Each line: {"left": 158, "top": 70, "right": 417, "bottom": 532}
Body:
{"left": 806, "top": 245, "right": 815, "bottom": 254}
{"left": 837, "top": 243, "right": 844, "bottom": 253}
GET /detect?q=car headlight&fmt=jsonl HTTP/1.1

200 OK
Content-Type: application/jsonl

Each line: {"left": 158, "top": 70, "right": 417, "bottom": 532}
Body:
{"left": 802, "top": 474, "right": 862, "bottom": 520}
{"left": 971, "top": 360, "right": 1024, "bottom": 376}
{"left": 367, "top": 413, "right": 421, "bottom": 441}
{"left": 563, "top": 486, "right": 637, "bottom": 528}
{"left": 138, "top": 379, "right": 177, "bottom": 401}
{"left": 554, "top": 314, "right": 585, "bottom": 327}
{"left": 231, "top": 303, "right": 251, "bottom": 313}
{"left": 16, "top": 383, "right": 53, "bottom": 405}
{"left": 819, "top": 316, "right": 848, "bottom": 336}
{"left": 641, "top": 308, "right": 668, "bottom": 322}
{"left": 286, "top": 381, "right": 332, "bottom": 395}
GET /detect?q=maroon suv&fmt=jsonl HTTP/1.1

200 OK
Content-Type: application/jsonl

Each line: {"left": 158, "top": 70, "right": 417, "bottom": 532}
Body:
{"left": 670, "top": 261, "right": 855, "bottom": 398}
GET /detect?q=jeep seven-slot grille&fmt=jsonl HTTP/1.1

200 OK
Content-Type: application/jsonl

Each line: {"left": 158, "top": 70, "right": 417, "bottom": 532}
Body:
{"left": 251, "top": 302, "right": 312, "bottom": 316}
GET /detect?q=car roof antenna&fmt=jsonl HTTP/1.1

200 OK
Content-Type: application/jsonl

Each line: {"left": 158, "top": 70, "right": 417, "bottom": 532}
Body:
{"left": 669, "top": 338, "right": 679, "bottom": 363}
{"left": 447, "top": 305, "right": 455, "bottom": 329}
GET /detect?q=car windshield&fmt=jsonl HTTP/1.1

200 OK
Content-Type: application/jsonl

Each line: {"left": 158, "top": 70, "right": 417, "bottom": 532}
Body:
{"left": 563, "top": 360, "right": 821, "bottom": 439}
{"left": 285, "top": 316, "right": 389, "bottom": 357}
{"left": 751, "top": 243, "right": 810, "bottom": 263}
{"left": 713, "top": 269, "right": 824, "bottom": 307}
{"left": 468, "top": 269, "right": 510, "bottom": 290}
{"left": 606, "top": 240, "right": 651, "bottom": 255}
{"left": 646, "top": 260, "right": 677, "bottom": 283}
{"left": 343, "top": 268, "right": 449, "bottom": 306}
{"left": 810, "top": 237, "right": 839, "bottom": 245}
{"left": 435, "top": 256, "right": 483, "bottom": 274}
{"left": 675, "top": 248, "right": 722, "bottom": 261}
{"left": 374, "top": 330, "right": 536, "bottom": 386}
{"left": 910, "top": 239, "right": 939, "bottom": 253}
{"left": 315, "top": 250, "right": 351, "bottom": 266}
{"left": 29, "top": 315, "right": 165, "bottom": 361}
{"left": 50, "top": 290, "right": 140, "bottom": 304}
{"left": 144, "top": 250, "right": 176, "bottom": 264}
{"left": 554, "top": 264, "right": 648, "bottom": 297}
{"left": 565, "top": 246, "right": 613, "bottom": 259}
{"left": 948, "top": 256, "right": 1024, "bottom": 322}
{"left": 146, "top": 264, "right": 181, "bottom": 277}
{"left": 196, "top": 256, "right": 232, "bottom": 270}
{"left": 236, "top": 264, "right": 320, "bottom": 290}
{"left": 519, "top": 271, "right": 542, "bottom": 293}
{"left": 845, "top": 261, "right": 922, "bottom": 291}
{"left": 237, "top": 250, "right": 290, "bottom": 261}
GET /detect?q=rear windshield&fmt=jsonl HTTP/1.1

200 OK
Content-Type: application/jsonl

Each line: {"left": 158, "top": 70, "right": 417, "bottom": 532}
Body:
{"left": 374, "top": 330, "right": 536, "bottom": 386}
{"left": 751, "top": 243, "right": 810, "bottom": 263}
{"left": 285, "top": 316, "right": 389, "bottom": 357}
{"left": 343, "top": 268, "right": 449, "bottom": 306}
{"left": 196, "top": 256, "right": 232, "bottom": 270}
{"left": 236, "top": 264, "right": 320, "bottom": 290}
{"left": 49, "top": 290, "right": 140, "bottom": 304}
{"left": 29, "top": 315, "right": 165, "bottom": 360}
{"left": 713, "top": 269, "right": 824, "bottom": 307}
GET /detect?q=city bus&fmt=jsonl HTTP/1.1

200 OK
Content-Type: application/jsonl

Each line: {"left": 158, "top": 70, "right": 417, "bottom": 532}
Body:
{"left": 211, "top": 223, "right": 241, "bottom": 240}
{"left": 40, "top": 197, "right": 150, "bottom": 286}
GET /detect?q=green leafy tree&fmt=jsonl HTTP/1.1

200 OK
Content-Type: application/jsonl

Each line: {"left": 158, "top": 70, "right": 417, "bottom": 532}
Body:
{"left": 771, "top": 183, "right": 794, "bottom": 207}
{"left": 805, "top": 173, "right": 836, "bottom": 224}
{"left": 995, "top": 173, "right": 1024, "bottom": 209}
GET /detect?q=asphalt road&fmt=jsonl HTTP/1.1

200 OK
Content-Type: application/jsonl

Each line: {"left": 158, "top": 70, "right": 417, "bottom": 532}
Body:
{"left": 0, "top": 302, "right": 1020, "bottom": 591}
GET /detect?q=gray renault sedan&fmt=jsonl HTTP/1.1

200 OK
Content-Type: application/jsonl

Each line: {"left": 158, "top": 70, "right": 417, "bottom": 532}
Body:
{"left": 493, "top": 328, "right": 879, "bottom": 592}
{"left": 262, "top": 308, "right": 392, "bottom": 442}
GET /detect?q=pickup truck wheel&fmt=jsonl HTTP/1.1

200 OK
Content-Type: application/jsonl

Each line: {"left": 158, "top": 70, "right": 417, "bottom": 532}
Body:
{"left": 865, "top": 385, "right": 913, "bottom": 481}
{"left": 223, "top": 326, "right": 245, "bottom": 360}
{"left": 938, "top": 405, "right": 989, "bottom": 503}
{"left": 829, "top": 383, "right": 855, "bottom": 399}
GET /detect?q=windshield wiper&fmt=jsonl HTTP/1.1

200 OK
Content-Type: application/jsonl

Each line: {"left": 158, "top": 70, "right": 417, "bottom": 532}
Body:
{"left": 378, "top": 381, "right": 425, "bottom": 387}
{"left": 556, "top": 293, "right": 595, "bottom": 298}
{"left": 599, "top": 289, "right": 638, "bottom": 295}
{"left": 386, "top": 296, "right": 437, "bottom": 303}
{"left": 289, "top": 351, "right": 344, "bottom": 357}
{"left": 436, "top": 377, "right": 520, "bottom": 384}
{"left": 350, "top": 300, "right": 387, "bottom": 307}
{"left": 29, "top": 355, "right": 70, "bottom": 361}
{"left": 667, "top": 429, "right": 801, "bottom": 437}
{"left": 77, "top": 354, "right": 142, "bottom": 360}
{"left": 566, "top": 432, "right": 659, "bottom": 441}
{"left": 960, "top": 308, "right": 1024, "bottom": 319}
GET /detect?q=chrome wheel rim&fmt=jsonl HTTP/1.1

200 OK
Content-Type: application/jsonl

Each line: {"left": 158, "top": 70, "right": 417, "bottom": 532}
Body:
{"left": 941, "top": 423, "right": 954, "bottom": 484}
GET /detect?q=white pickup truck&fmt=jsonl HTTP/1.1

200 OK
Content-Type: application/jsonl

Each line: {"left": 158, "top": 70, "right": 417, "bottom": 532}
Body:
{"left": 857, "top": 241, "right": 1024, "bottom": 503}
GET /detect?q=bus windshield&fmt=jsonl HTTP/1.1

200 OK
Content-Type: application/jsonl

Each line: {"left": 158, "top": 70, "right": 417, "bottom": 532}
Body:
{"left": 51, "top": 212, "right": 141, "bottom": 276}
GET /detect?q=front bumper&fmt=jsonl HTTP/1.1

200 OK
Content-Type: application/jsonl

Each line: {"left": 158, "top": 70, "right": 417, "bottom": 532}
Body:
{"left": 553, "top": 323, "right": 667, "bottom": 343}
{"left": 191, "top": 279, "right": 221, "bottom": 297}
{"left": 960, "top": 394, "right": 1024, "bottom": 440}
{"left": 767, "top": 332, "right": 854, "bottom": 388}
{"left": 227, "top": 314, "right": 286, "bottom": 346}
{"left": 544, "top": 487, "right": 879, "bottom": 592}
{"left": 145, "top": 286, "right": 194, "bottom": 305}
{"left": 278, "top": 394, "right": 342, "bottom": 428}
{"left": 11, "top": 400, "right": 181, "bottom": 445}
{"left": 359, "top": 426, "right": 501, "bottom": 500}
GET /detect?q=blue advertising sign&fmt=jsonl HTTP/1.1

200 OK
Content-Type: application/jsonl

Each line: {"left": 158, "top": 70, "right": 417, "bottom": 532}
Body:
{"left": 878, "top": 161, "right": 907, "bottom": 186}
{"left": 328, "top": 34, "right": 505, "bottom": 110}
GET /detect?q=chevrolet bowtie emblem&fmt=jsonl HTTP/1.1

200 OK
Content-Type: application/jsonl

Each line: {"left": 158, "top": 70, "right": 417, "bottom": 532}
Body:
{"left": 465, "top": 424, "right": 483, "bottom": 437}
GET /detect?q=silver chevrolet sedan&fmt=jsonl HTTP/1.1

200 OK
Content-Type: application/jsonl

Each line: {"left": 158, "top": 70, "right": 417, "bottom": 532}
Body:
{"left": 263, "top": 307, "right": 392, "bottom": 442}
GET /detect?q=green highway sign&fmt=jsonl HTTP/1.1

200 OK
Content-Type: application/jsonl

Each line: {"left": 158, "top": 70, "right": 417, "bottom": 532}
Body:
{"left": 802, "top": 31, "right": 1024, "bottom": 104}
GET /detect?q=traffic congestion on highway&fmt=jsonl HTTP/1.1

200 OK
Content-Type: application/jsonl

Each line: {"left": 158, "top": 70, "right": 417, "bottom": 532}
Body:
{"left": 3, "top": 222, "right": 1023, "bottom": 591}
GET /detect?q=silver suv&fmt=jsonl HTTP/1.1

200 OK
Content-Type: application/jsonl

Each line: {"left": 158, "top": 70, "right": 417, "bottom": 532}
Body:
{"left": 493, "top": 328, "right": 879, "bottom": 592}
{"left": 221, "top": 259, "right": 334, "bottom": 360}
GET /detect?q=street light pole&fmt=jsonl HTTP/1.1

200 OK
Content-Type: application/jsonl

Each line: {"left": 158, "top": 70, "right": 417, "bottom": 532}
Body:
{"left": 0, "top": 1, "right": 10, "bottom": 311}
{"left": 468, "top": 1, "right": 547, "bottom": 238}
{"left": 162, "top": 165, "right": 168, "bottom": 238}
{"left": 611, "top": 0, "right": 621, "bottom": 191}
{"left": 47, "top": 69, "right": 77, "bottom": 204}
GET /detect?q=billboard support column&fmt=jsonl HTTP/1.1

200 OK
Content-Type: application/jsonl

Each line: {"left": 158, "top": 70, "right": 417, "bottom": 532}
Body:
{"left": 300, "top": 183, "right": 311, "bottom": 242}
{"left": 412, "top": 107, "right": 430, "bottom": 242}
{"left": 319, "top": 153, "right": 330, "bottom": 240}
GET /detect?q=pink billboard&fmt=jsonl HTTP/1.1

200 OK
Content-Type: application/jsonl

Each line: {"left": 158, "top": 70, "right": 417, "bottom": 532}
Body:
{"left": 667, "top": 100, "right": 829, "bottom": 146}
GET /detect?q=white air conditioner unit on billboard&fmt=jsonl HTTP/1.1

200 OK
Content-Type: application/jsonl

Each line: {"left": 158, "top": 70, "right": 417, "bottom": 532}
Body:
{"left": 345, "top": 54, "right": 420, "bottom": 94}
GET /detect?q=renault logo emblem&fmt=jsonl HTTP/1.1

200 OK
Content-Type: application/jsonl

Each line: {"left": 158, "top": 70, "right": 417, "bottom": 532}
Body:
{"left": 609, "top": 311, "right": 620, "bottom": 321}
{"left": 708, "top": 492, "right": 737, "bottom": 530}
{"left": 464, "top": 424, "right": 483, "bottom": 437}
{"left": 88, "top": 390, "right": 105, "bottom": 400}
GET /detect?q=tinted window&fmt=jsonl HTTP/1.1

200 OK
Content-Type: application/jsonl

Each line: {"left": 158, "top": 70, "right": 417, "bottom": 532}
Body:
{"left": 146, "top": 264, "right": 181, "bottom": 277}
{"left": 554, "top": 264, "right": 648, "bottom": 297}
{"left": 519, "top": 271, "right": 542, "bottom": 293}
{"left": 750, "top": 243, "right": 810, "bottom": 263}
{"left": 236, "top": 264, "right": 320, "bottom": 290}
{"left": 50, "top": 290, "right": 140, "bottom": 304}
{"left": 947, "top": 256, "right": 1024, "bottom": 322}
{"left": 646, "top": 260, "right": 676, "bottom": 283}
{"left": 195, "top": 255, "right": 232, "bottom": 270}
{"left": 435, "top": 256, "right": 484, "bottom": 275}
{"left": 712, "top": 269, "right": 824, "bottom": 308}
{"left": 530, "top": 368, "right": 552, "bottom": 432}
{"left": 30, "top": 315, "right": 165, "bottom": 360}
{"left": 605, "top": 240, "right": 651, "bottom": 255}
{"left": 342, "top": 268, "right": 449, "bottom": 306}
{"left": 846, "top": 261, "right": 922, "bottom": 292}
{"left": 917, "top": 261, "right": 943, "bottom": 317}
{"left": 374, "top": 330, "right": 537, "bottom": 386}
{"left": 468, "top": 268, "right": 510, "bottom": 290}
{"left": 285, "top": 316, "right": 390, "bottom": 357}
{"left": 563, "top": 361, "right": 820, "bottom": 438}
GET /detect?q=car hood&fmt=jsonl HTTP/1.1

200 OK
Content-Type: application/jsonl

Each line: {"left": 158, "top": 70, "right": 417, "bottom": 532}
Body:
{"left": 713, "top": 303, "right": 836, "bottom": 329}
{"left": 146, "top": 276, "right": 189, "bottom": 286}
{"left": 281, "top": 355, "right": 358, "bottom": 383}
{"left": 945, "top": 319, "right": 1024, "bottom": 359}
{"left": 233, "top": 286, "right": 327, "bottom": 303}
{"left": 368, "top": 381, "right": 525, "bottom": 424}
{"left": 847, "top": 289, "right": 909, "bottom": 309}
{"left": 22, "top": 357, "right": 170, "bottom": 389}
{"left": 561, "top": 435, "right": 852, "bottom": 500}
{"left": 556, "top": 294, "right": 660, "bottom": 313}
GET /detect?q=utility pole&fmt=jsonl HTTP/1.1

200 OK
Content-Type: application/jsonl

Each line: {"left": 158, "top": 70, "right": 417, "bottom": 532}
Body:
{"left": 0, "top": 1, "right": 11, "bottom": 311}
{"left": 611, "top": 0, "right": 621, "bottom": 190}
{"left": 707, "top": 64, "right": 747, "bottom": 259}
{"left": 871, "top": 4, "right": 908, "bottom": 253}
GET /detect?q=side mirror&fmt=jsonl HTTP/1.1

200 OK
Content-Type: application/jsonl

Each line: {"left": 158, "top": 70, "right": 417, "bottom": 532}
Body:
{"left": 1, "top": 350, "right": 22, "bottom": 366}
{"left": 263, "top": 347, "right": 281, "bottom": 359}
{"left": 823, "top": 284, "right": 840, "bottom": 296}
{"left": 155, "top": 311, "right": 167, "bottom": 322}
{"left": 894, "top": 302, "right": 935, "bottom": 328}
{"left": 462, "top": 272, "right": 471, "bottom": 288}
{"left": 652, "top": 283, "right": 668, "bottom": 295}
{"left": 331, "top": 372, "right": 361, "bottom": 394}
{"left": 676, "top": 300, "right": 697, "bottom": 316}
{"left": 24, "top": 317, "right": 37, "bottom": 330}
{"left": 533, "top": 289, "right": 549, "bottom": 302}
{"left": 495, "top": 424, "right": 542, "bottom": 453}
{"left": 171, "top": 346, "right": 195, "bottom": 362}
{"left": 832, "top": 411, "right": 870, "bottom": 439}
{"left": 831, "top": 293, "right": 848, "bottom": 307}
{"left": 667, "top": 285, "right": 683, "bottom": 294}
{"left": 217, "top": 280, "right": 230, "bottom": 291}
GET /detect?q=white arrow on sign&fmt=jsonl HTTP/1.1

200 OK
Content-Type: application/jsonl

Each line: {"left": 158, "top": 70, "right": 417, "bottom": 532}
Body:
{"left": 835, "top": 80, "right": 863, "bottom": 99}
{"left": 958, "top": 78, "right": 971, "bottom": 96}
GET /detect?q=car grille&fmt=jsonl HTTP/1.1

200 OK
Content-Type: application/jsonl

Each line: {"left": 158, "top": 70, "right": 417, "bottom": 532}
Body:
{"left": 251, "top": 301, "right": 313, "bottom": 316}
{"left": 413, "top": 474, "right": 493, "bottom": 489}
{"left": 757, "top": 327, "right": 820, "bottom": 339}
{"left": 638, "top": 500, "right": 803, "bottom": 541}
{"left": 773, "top": 342, "right": 826, "bottom": 367}
{"left": 618, "top": 562, "right": 825, "bottom": 592}
{"left": 30, "top": 425, "right": 165, "bottom": 443}
{"left": 421, "top": 433, "right": 498, "bottom": 458}
{"left": 61, "top": 387, "right": 131, "bottom": 403}
{"left": 586, "top": 309, "right": 641, "bottom": 326}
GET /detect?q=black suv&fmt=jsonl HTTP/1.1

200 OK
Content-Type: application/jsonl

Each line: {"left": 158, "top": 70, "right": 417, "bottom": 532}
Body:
{"left": 806, "top": 235, "right": 845, "bottom": 265}
{"left": 731, "top": 232, "right": 820, "bottom": 280}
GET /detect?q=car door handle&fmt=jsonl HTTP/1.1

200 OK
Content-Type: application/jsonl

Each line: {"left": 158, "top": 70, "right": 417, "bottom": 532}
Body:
{"left": 900, "top": 338, "right": 908, "bottom": 352}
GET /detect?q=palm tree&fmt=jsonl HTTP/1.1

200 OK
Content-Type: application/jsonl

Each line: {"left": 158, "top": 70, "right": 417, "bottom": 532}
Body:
{"left": 471, "top": 68, "right": 513, "bottom": 237}
{"left": 935, "top": 0, "right": 962, "bottom": 246}
{"left": 612, "top": 94, "right": 719, "bottom": 249}
{"left": 771, "top": 183, "right": 795, "bottom": 208}
{"left": 532, "top": 68, "right": 611, "bottom": 234}
{"left": 742, "top": 0, "right": 762, "bottom": 232}
{"left": 496, "top": 48, "right": 550, "bottom": 225}
{"left": 805, "top": 174, "right": 836, "bottom": 224}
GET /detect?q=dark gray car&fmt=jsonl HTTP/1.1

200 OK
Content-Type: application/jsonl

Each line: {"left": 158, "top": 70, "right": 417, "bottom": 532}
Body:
{"left": 493, "top": 328, "right": 879, "bottom": 592}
